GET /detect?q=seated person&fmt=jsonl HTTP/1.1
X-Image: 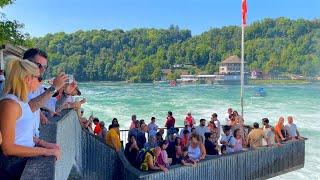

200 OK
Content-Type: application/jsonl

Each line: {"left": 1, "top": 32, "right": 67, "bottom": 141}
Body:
{"left": 140, "top": 147, "right": 168, "bottom": 172}
{"left": 188, "top": 134, "right": 206, "bottom": 162}
{"left": 285, "top": 116, "right": 302, "bottom": 140}
{"left": 144, "top": 135, "right": 157, "bottom": 150}
{"left": 204, "top": 132, "right": 219, "bottom": 155}
{"left": 180, "top": 129, "right": 190, "bottom": 149}
{"left": 106, "top": 123, "right": 121, "bottom": 151}
{"left": 125, "top": 135, "right": 139, "bottom": 165}
{"left": 157, "top": 140, "right": 171, "bottom": 168}
{"left": 0, "top": 58, "right": 61, "bottom": 179}
{"left": 179, "top": 147, "right": 197, "bottom": 167}
{"left": 220, "top": 125, "right": 236, "bottom": 154}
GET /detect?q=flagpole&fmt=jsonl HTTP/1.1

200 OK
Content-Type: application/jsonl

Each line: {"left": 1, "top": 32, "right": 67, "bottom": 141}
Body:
{"left": 240, "top": 24, "right": 244, "bottom": 118}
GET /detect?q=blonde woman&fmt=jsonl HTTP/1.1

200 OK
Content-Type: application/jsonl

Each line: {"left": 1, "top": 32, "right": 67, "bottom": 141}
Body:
{"left": 0, "top": 57, "right": 61, "bottom": 179}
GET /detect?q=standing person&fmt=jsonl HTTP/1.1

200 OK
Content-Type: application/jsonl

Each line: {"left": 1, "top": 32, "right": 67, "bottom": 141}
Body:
{"left": 233, "top": 129, "right": 244, "bottom": 152}
{"left": 262, "top": 118, "right": 275, "bottom": 146}
{"left": 98, "top": 121, "right": 108, "bottom": 142}
{"left": 224, "top": 108, "right": 233, "bottom": 125}
{"left": 184, "top": 112, "right": 195, "bottom": 128}
{"left": 247, "top": 122, "right": 266, "bottom": 149}
{"left": 148, "top": 117, "right": 158, "bottom": 137}
{"left": 23, "top": 48, "right": 76, "bottom": 136}
{"left": 211, "top": 113, "right": 221, "bottom": 137}
{"left": 195, "top": 119, "right": 210, "bottom": 143}
{"left": 93, "top": 118, "right": 101, "bottom": 135}
{"left": 285, "top": 116, "right": 301, "bottom": 140}
{"left": 106, "top": 123, "right": 121, "bottom": 151}
{"left": 165, "top": 111, "right": 175, "bottom": 129}
{"left": 220, "top": 125, "right": 236, "bottom": 154}
{"left": 130, "top": 115, "right": 137, "bottom": 129}
{"left": 274, "top": 117, "right": 286, "bottom": 143}
{"left": 0, "top": 58, "right": 61, "bottom": 179}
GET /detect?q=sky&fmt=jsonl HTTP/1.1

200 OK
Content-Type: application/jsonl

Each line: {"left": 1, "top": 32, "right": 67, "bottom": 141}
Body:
{"left": 2, "top": 0, "right": 320, "bottom": 37}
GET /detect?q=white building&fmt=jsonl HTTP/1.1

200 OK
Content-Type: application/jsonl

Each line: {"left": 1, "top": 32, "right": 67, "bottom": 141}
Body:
{"left": 0, "top": 44, "right": 26, "bottom": 70}
{"left": 219, "top": 55, "right": 244, "bottom": 75}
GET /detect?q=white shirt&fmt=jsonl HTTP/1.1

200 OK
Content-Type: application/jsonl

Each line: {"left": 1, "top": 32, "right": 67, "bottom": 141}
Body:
{"left": 220, "top": 134, "right": 236, "bottom": 153}
{"left": 195, "top": 125, "right": 210, "bottom": 142}
{"left": 1, "top": 94, "right": 35, "bottom": 147}
{"left": 262, "top": 126, "right": 275, "bottom": 146}
{"left": 285, "top": 123, "right": 298, "bottom": 138}
{"left": 46, "top": 97, "right": 57, "bottom": 112}
{"left": 28, "top": 85, "right": 46, "bottom": 137}
{"left": 225, "top": 113, "right": 231, "bottom": 125}
{"left": 214, "top": 119, "right": 221, "bottom": 138}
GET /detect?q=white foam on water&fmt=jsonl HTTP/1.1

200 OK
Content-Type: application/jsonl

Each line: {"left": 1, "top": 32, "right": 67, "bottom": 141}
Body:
{"left": 79, "top": 82, "right": 320, "bottom": 179}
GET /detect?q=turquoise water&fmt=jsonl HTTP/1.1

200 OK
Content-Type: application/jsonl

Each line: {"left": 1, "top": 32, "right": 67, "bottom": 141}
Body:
{"left": 79, "top": 82, "right": 320, "bottom": 179}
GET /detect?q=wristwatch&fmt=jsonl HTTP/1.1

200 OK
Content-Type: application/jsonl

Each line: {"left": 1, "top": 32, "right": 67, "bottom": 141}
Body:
{"left": 47, "top": 86, "right": 57, "bottom": 94}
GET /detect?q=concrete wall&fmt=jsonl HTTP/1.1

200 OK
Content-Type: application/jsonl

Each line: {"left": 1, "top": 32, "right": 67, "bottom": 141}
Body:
{"left": 21, "top": 110, "right": 123, "bottom": 180}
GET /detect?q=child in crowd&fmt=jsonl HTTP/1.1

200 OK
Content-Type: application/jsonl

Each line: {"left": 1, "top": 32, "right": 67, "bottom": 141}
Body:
{"left": 174, "top": 137, "right": 182, "bottom": 165}
{"left": 179, "top": 147, "right": 197, "bottom": 167}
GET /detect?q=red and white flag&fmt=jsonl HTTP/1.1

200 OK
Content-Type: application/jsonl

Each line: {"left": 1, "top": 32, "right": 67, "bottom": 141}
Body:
{"left": 242, "top": 0, "right": 247, "bottom": 26}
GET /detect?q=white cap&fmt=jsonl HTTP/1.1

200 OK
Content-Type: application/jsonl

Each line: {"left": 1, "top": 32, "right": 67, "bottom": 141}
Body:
{"left": 0, "top": 75, "right": 5, "bottom": 81}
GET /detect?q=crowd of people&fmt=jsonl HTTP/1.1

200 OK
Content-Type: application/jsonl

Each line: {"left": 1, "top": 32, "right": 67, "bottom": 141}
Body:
{"left": 0, "top": 48, "right": 86, "bottom": 179}
{"left": 82, "top": 108, "right": 303, "bottom": 173}
{"left": 0, "top": 48, "right": 304, "bottom": 178}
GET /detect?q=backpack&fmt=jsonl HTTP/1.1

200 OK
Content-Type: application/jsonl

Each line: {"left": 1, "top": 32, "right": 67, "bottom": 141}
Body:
{"left": 135, "top": 148, "right": 151, "bottom": 169}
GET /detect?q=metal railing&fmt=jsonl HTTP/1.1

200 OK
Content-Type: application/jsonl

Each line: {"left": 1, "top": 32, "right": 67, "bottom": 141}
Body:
{"left": 21, "top": 111, "right": 305, "bottom": 180}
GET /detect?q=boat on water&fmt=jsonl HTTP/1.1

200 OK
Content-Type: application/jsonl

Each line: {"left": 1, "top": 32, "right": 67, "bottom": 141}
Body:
{"left": 254, "top": 87, "right": 266, "bottom": 97}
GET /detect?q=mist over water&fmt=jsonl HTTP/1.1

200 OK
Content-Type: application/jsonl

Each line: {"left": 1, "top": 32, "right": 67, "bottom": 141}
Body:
{"left": 79, "top": 82, "right": 320, "bottom": 179}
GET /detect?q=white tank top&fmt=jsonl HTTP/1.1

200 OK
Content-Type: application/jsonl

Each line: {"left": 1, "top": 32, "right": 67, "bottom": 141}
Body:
{"left": 188, "top": 144, "right": 201, "bottom": 161}
{"left": 1, "top": 94, "right": 35, "bottom": 147}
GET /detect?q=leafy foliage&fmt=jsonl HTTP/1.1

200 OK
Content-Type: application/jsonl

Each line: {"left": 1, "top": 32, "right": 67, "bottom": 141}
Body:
{"left": 0, "top": 0, "right": 31, "bottom": 46}
{"left": 32, "top": 18, "right": 320, "bottom": 81}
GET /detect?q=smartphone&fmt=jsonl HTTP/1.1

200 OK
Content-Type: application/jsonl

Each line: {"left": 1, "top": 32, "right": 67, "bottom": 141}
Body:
{"left": 68, "top": 74, "right": 74, "bottom": 83}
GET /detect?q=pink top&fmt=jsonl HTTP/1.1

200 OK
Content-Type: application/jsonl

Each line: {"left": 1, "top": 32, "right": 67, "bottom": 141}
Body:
{"left": 129, "top": 121, "right": 136, "bottom": 129}
{"left": 176, "top": 145, "right": 182, "bottom": 158}
{"left": 157, "top": 150, "right": 169, "bottom": 168}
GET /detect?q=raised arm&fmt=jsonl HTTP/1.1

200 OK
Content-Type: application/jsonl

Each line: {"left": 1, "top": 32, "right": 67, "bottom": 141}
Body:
{"left": 29, "top": 73, "right": 67, "bottom": 112}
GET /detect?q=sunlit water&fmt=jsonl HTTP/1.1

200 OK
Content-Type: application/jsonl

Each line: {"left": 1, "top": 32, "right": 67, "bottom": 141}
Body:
{"left": 79, "top": 82, "right": 320, "bottom": 179}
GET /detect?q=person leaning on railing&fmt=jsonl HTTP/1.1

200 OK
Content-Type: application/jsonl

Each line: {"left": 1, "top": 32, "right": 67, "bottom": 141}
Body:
{"left": 0, "top": 57, "right": 61, "bottom": 179}
{"left": 106, "top": 123, "right": 121, "bottom": 151}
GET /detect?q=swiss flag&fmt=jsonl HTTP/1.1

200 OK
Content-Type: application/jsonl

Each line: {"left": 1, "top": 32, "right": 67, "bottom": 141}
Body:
{"left": 242, "top": 0, "right": 247, "bottom": 26}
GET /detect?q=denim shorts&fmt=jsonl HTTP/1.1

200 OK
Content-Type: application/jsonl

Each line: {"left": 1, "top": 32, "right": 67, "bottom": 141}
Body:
{"left": 0, "top": 150, "right": 28, "bottom": 180}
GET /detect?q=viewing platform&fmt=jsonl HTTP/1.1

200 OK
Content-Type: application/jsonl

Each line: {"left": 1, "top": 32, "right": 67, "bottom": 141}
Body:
{"left": 21, "top": 110, "right": 306, "bottom": 180}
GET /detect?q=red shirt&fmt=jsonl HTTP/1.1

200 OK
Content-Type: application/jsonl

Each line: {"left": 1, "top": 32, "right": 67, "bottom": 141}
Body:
{"left": 181, "top": 135, "right": 189, "bottom": 149}
{"left": 165, "top": 116, "right": 175, "bottom": 129}
{"left": 94, "top": 124, "right": 101, "bottom": 135}
{"left": 185, "top": 116, "right": 194, "bottom": 127}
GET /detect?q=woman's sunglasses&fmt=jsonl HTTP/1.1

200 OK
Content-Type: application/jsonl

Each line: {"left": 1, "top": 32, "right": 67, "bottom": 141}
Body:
{"left": 33, "top": 75, "right": 43, "bottom": 82}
